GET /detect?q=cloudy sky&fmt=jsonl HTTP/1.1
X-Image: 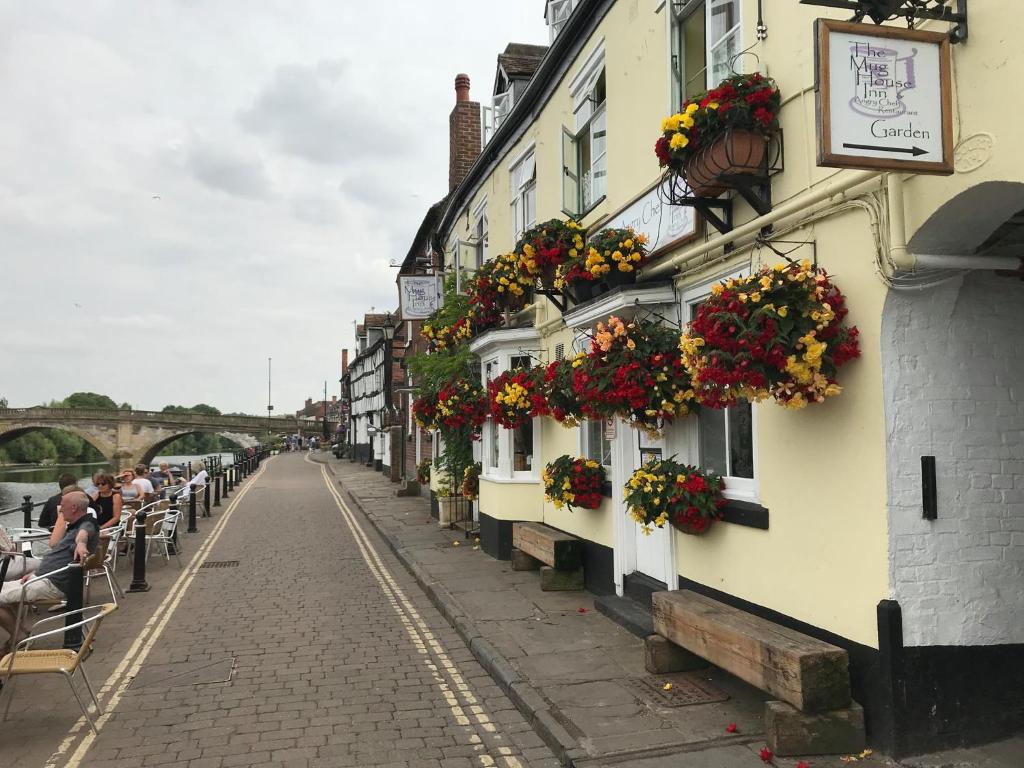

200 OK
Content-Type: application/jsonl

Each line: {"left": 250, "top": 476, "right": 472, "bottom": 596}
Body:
{"left": 0, "top": 1, "right": 547, "bottom": 415}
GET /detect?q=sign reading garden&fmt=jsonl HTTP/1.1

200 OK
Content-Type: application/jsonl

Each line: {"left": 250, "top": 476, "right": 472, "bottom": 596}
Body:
{"left": 815, "top": 18, "right": 953, "bottom": 175}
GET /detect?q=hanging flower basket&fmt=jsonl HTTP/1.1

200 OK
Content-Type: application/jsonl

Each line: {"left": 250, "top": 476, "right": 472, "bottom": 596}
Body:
{"left": 435, "top": 377, "right": 489, "bottom": 438}
{"left": 625, "top": 459, "right": 726, "bottom": 536}
{"left": 655, "top": 73, "right": 780, "bottom": 198}
{"left": 542, "top": 357, "right": 585, "bottom": 427}
{"left": 412, "top": 394, "right": 440, "bottom": 431}
{"left": 543, "top": 455, "right": 606, "bottom": 511}
{"left": 489, "top": 252, "right": 534, "bottom": 312}
{"left": 557, "top": 227, "right": 649, "bottom": 300}
{"left": 517, "top": 218, "right": 585, "bottom": 289}
{"left": 416, "top": 458, "right": 432, "bottom": 485}
{"left": 461, "top": 462, "right": 482, "bottom": 501}
{"left": 680, "top": 260, "right": 861, "bottom": 410}
{"left": 572, "top": 315, "right": 698, "bottom": 436}
{"left": 488, "top": 367, "right": 548, "bottom": 429}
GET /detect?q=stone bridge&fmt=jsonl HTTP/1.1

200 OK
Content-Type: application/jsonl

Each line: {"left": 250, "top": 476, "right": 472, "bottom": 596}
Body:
{"left": 0, "top": 408, "right": 336, "bottom": 469}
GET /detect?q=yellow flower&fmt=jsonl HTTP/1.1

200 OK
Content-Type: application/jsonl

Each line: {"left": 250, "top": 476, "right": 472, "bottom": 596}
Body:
{"left": 707, "top": 101, "right": 720, "bottom": 110}
{"left": 685, "top": 103, "right": 699, "bottom": 115}
{"left": 710, "top": 283, "right": 724, "bottom": 296}
{"left": 777, "top": 306, "right": 788, "bottom": 317}
{"left": 669, "top": 133, "right": 689, "bottom": 150}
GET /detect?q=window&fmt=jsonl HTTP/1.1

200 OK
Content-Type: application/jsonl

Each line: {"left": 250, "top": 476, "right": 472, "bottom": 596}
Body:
{"left": 582, "top": 419, "right": 613, "bottom": 468}
{"left": 708, "top": 0, "right": 740, "bottom": 87}
{"left": 485, "top": 360, "right": 500, "bottom": 470}
{"left": 471, "top": 200, "right": 488, "bottom": 270}
{"left": 546, "top": 0, "right": 576, "bottom": 41}
{"left": 510, "top": 149, "right": 536, "bottom": 242}
{"left": 683, "top": 272, "right": 757, "bottom": 500}
{"left": 670, "top": 1, "right": 707, "bottom": 108}
{"left": 494, "top": 89, "right": 513, "bottom": 130}
{"left": 563, "top": 50, "right": 607, "bottom": 217}
{"left": 669, "top": 0, "right": 741, "bottom": 108}
{"left": 510, "top": 355, "right": 534, "bottom": 473}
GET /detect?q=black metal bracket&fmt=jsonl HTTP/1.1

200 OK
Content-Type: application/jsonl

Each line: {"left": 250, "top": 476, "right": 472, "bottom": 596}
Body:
{"left": 535, "top": 287, "right": 571, "bottom": 314}
{"left": 799, "top": 0, "right": 967, "bottom": 42}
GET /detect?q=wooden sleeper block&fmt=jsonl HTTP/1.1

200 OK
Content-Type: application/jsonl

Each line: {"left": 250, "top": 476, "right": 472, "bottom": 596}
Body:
{"left": 652, "top": 590, "right": 851, "bottom": 713}
{"left": 510, "top": 547, "right": 542, "bottom": 571}
{"left": 765, "top": 700, "right": 865, "bottom": 756}
{"left": 512, "top": 522, "right": 582, "bottom": 571}
{"left": 644, "top": 634, "right": 707, "bottom": 674}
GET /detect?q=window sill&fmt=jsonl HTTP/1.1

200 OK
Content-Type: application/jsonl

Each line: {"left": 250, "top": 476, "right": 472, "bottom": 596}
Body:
{"left": 720, "top": 499, "right": 769, "bottom": 530}
{"left": 563, "top": 194, "right": 607, "bottom": 224}
{"left": 481, "top": 475, "right": 541, "bottom": 485}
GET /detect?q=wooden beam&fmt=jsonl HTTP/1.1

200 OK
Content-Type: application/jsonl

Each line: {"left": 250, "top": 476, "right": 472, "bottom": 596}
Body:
{"left": 653, "top": 590, "right": 851, "bottom": 713}
{"left": 511, "top": 522, "right": 581, "bottom": 571}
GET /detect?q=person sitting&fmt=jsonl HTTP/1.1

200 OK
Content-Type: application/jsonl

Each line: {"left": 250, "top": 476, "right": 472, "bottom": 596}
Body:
{"left": 132, "top": 464, "right": 156, "bottom": 501}
{"left": 88, "top": 473, "right": 122, "bottom": 531}
{"left": 173, "top": 460, "right": 208, "bottom": 500}
{"left": 149, "top": 461, "right": 173, "bottom": 497}
{"left": 117, "top": 469, "right": 141, "bottom": 503}
{"left": 0, "top": 491, "right": 98, "bottom": 652}
{"left": 36, "top": 472, "right": 79, "bottom": 531}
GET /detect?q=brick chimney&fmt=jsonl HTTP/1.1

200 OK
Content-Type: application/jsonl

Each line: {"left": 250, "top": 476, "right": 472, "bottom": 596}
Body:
{"left": 341, "top": 349, "right": 349, "bottom": 377}
{"left": 449, "top": 73, "right": 481, "bottom": 192}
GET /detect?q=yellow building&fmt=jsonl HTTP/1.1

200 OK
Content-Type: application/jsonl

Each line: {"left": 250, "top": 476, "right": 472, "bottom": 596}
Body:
{"left": 420, "top": 0, "right": 1022, "bottom": 755}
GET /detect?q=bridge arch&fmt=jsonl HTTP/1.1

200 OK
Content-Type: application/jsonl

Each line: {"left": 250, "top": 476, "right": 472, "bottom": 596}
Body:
{"left": 0, "top": 423, "right": 117, "bottom": 466}
{"left": 138, "top": 431, "right": 258, "bottom": 467}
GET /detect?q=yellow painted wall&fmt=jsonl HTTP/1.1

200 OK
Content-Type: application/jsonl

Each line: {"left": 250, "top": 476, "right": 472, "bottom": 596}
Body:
{"left": 439, "top": 0, "right": 1020, "bottom": 647}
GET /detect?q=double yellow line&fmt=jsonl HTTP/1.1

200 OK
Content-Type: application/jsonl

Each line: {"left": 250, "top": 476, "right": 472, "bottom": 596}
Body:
{"left": 45, "top": 458, "right": 272, "bottom": 768}
{"left": 309, "top": 456, "right": 523, "bottom": 768}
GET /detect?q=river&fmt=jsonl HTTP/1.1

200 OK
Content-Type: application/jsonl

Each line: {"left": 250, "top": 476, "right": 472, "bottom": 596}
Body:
{"left": 0, "top": 453, "right": 238, "bottom": 527}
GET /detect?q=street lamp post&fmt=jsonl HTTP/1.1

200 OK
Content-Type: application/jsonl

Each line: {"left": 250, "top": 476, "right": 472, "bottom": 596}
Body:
{"left": 267, "top": 357, "right": 274, "bottom": 423}
{"left": 381, "top": 312, "right": 396, "bottom": 478}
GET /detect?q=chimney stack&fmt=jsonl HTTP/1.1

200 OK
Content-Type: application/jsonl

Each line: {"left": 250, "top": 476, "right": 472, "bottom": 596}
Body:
{"left": 341, "top": 349, "right": 349, "bottom": 377}
{"left": 449, "top": 73, "right": 481, "bottom": 192}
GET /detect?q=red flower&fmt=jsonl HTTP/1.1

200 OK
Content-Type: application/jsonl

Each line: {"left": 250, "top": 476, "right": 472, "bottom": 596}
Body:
{"left": 753, "top": 107, "right": 774, "bottom": 128}
{"left": 759, "top": 747, "right": 774, "bottom": 763}
{"left": 725, "top": 723, "right": 737, "bottom": 733}
{"left": 655, "top": 136, "right": 671, "bottom": 166}
{"left": 796, "top": 762, "right": 811, "bottom": 768}
{"left": 577, "top": 607, "right": 587, "bottom": 613}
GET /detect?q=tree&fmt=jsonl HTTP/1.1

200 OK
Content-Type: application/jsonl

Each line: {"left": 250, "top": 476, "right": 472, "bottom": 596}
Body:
{"left": 189, "top": 403, "right": 221, "bottom": 416}
{"left": 62, "top": 392, "right": 118, "bottom": 409}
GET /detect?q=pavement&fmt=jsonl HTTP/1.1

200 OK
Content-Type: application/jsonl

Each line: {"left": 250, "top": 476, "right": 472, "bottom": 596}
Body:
{"left": 7, "top": 453, "right": 560, "bottom": 767}
{"left": 326, "top": 454, "right": 1024, "bottom": 768}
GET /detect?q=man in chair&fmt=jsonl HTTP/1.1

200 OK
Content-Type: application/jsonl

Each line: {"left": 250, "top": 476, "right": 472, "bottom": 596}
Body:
{"left": 0, "top": 491, "right": 97, "bottom": 653}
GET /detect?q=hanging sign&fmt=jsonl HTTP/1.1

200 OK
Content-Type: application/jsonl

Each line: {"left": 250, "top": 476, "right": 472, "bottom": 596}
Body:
{"left": 398, "top": 275, "right": 442, "bottom": 319}
{"left": 815, "top": 19, "right": 953, "bottom": 175}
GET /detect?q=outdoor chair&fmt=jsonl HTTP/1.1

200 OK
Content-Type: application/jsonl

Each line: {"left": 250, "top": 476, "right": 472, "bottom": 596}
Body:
{"left": 84, "top": 536, "right": 123, "bottom": 605}
{"left": 146, "top": 510, "right": 182, "bottom": 567}
{"left": 9, "top": 563, "right": 83, "bottom": 651}
{"left": 0, "top": 603, "right": 117, "bottom": 734}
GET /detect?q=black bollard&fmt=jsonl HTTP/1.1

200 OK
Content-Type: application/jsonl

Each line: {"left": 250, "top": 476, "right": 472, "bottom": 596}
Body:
{"left": 203, "top": 483, "right": 211, "bottom": 518}
{"left": 226, "top": 466, "right": 233, "bottom": 493}
{"left": 128, "top": 511, "right": 150, "bottom": 593}
{"left": 63, "top": 563, "right": 85, "bottom": 649}
{"left": 21, "top": 494, "right": 33, "bottom": 529}
{"left": 188, "top": 491, "right": 198, "bottom": 533}
{"left": 213, "top": 473, "right": 221, "bottom": 507}
{"left": 168, "top": 498, "right": 180, "bottom": 555}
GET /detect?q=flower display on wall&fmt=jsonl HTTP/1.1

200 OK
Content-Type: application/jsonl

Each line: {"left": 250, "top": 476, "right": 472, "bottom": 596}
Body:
{"left": 557, "top": 227, "right": 649, "bottom": 289}
{"left": 624, "top": 459, "right": 726, "bottom": 535}
{"left": 542, "top": 358, "right": 584, "bottom": 427}
{"left": 487, "top": 251, "right": 534, "bottom": 310}
{"left": 517, "top": 218, "right": 585, "bottom": 287}
{"left": 412, "top": 394, "right": 440, "bottom": 431}
{"left": 416, "top": 458, "right": 431, "bottom": 485}
{"left": 427, "top": 377, "right": 488, "bottom": 437}
{"left": 543, "top": 455, "right": 606, "bottom": 511}
{"left": 488, "top": 367, "right": 548, "bottom": 429}
{"left": 655, "top": 72, "right": 780, "bottom": 174}
{"left": 680, "top": 261, "right": 861, "bottom": 410}
{"left": 572, "top": 316, "right": 698, "bottom": 435}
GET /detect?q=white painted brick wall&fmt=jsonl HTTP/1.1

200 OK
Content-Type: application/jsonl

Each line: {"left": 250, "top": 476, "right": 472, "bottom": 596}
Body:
{"left": 882, "top": 272, "right": 1024, "bottom": 646}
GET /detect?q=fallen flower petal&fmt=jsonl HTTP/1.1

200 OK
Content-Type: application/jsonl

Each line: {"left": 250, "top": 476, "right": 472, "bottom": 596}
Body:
{"left": 759, "top": 746, "right": 773, "bottom": 763}
{"left": 796, "top": 762, "right": 811, "bottom": 768}
{"left": 577, "top": 607, "right": 588, "bottom": 613}
{"left": 859, "top": 750, "right": 873, "bottom": 758}
{"left": 662, "top": 682, "right": 673, "bottom": 691}
{"left": 453, "top": 541, "right": 461, "bottom": 547}
{"left": 725, "top": 723, "right": 737, "bottom": 733}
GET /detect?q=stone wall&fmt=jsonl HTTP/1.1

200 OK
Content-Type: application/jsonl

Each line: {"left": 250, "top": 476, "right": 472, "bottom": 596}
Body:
{"left": 882, "top": 272, "right": 1024, "bottom": 646}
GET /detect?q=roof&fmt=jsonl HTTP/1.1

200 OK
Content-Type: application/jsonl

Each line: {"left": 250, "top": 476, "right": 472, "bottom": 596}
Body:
{"left": 498, "top": 43, "right": 549, "bottom": 79}
{"left": 399, "top": 197, "right": 448, "bottom": 274}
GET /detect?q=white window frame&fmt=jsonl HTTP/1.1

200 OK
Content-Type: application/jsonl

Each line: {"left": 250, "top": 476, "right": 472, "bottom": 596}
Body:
{"left": 546, "top": 0, "right": 576, "bottom": 41}
{"left": 680, "top": 268, "right": 759, "bottom": 504}
{"left": 509, "top": 147, "right": 537, "bottom": 242}
{"left": 564, "top": 43, "right": 607, "bottom": 217}
{"left": 471, "top": 198, "right": 488, "bottom": 270}
{"left": 707, "top": 0, "right": 741, "bottom": 88}
{"left": 493, "top": 88, "right": 513, "bottom": 130}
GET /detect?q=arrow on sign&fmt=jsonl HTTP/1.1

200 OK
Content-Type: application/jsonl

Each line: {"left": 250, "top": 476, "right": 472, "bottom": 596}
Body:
{"left": 842, "top": 143, "right": 929, "bottom": 157}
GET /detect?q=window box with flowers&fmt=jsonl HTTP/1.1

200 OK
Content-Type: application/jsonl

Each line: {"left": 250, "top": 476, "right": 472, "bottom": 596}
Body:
{"left": 557, "top": 226, "right": 650, "bottom": 304}
{"left": 656, "top": 72, "right": 781, "bottom": 203}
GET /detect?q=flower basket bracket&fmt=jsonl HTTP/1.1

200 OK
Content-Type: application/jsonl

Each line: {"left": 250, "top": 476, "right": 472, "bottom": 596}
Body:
{"left": 798, "top": 0, "right": 967, "bottom": 43}
{"left": 661, "top": 174, "right": 735, "bottom": 238}
{"left": 535, "top": 286, "right": 572, "bottom": 313}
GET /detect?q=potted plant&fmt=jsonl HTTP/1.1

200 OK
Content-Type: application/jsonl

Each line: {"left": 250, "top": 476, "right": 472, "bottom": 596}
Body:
{"left": 680, "top": 260, "right": 861, "bottom": 410}
{"left": 488, "top": 367, "right": 548, "bottom": 430}
{"left": 517, "top": 218, "right": 585, "bottom": 289}
{"left": 624, "top": 459, "right": 726, "bottom": 535}
{"left": 543, "top": 455, "right": 606, "bottom": 511}
{"left": 557, "top": 227, "right": 649, "bottom": 301}
{"left": 461, "top": 462, "right": 482, "bottom": 501}
{"left": 416, "top": 458, "right": 431, "bottom": 485}
{"left": 655, "top": 72, "right": 781, "bottom": 198}
{"left": 572, "top": 315, "right": 699, "bottom": 436}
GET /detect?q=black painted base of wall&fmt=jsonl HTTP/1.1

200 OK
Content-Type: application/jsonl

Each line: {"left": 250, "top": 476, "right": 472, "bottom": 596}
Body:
{"left": 353, "top": 443, "right": 371, "bottom": 463}
{"left": 580, "top": 539, "right": 615, "bottom": 596}
{"left": 381, "top": 463, "right": 390, "bottom": 476}
{"left": 430, "top": 491, "right": 439, "bottom": 520}
{"left": 373, "top": 459, "right": 382, "bottom": 471}
{"left": 625, "top": 572, "right": 668, "bottom": 608}
{"left": 479, "top": 512, "right": 513, "bottom": 560}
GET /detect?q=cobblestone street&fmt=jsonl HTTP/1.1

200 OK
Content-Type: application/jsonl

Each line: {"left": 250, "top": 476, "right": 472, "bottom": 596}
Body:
{"left": 10, "top": 453, "right": 558, "bottom": 768}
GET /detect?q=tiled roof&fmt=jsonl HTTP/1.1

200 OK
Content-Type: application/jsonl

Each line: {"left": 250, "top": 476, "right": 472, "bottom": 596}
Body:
{"left": 498, "top": 43, "right": 549, "bottom": 79}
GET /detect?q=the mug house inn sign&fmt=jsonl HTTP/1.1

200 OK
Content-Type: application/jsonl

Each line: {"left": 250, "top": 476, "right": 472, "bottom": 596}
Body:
{"left": 815, "top": 19, "right": 953, "bottom": 174}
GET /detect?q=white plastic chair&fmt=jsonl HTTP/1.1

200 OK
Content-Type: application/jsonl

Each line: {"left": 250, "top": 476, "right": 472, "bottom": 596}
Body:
{"left": 146, "top": 511, "right": 182, "bottom": 567}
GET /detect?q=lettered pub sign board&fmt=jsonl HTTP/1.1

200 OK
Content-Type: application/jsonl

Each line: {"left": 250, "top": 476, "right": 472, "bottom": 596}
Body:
{"left": 815, "top": 19, "right": 953, "bottom": 175}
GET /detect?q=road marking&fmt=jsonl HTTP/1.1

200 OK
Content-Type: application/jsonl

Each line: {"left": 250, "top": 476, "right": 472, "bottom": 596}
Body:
{"left": 310, "top": 457, "right": 524, "bottom": 768}
{"left": 45, "top": 458, "right": 273, "bottom": 768}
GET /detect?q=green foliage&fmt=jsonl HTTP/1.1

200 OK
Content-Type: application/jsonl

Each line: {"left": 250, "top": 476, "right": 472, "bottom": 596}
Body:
{"left": 158, "top": 433, "right": 241, "bottom": 456}
{"left": 62, "top": 392, "right": 119, "bottom": 409}
{"left": 0, "top": 428, "right": 104, "bottom": 464}
{"left": 161, "top": 403, "right": 221, "bottom": 415}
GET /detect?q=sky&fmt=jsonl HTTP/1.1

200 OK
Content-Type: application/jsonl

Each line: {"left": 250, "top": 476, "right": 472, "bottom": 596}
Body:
{"left": 0, "top": 0, "right": 548, "bottom": 415}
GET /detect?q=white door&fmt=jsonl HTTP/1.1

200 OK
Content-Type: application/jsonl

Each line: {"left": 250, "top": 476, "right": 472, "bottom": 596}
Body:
{"left": 631, "top": 431, "right": 673, "bottom": 585}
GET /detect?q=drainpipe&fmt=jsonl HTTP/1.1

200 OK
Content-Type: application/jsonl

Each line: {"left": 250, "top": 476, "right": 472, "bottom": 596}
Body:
{"left": 640, "top": 169, "right": 881, "bottom": 280}
{"left": 886, "top": 173, "right": 915, "bottom": 272}
{"left": 914, "top": 253, "right": 1023, "bottom": 271}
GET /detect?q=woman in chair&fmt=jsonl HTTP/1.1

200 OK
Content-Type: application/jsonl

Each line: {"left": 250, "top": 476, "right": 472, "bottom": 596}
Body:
{"left": 88, "top": 473, "right": 122, "bottom": 531}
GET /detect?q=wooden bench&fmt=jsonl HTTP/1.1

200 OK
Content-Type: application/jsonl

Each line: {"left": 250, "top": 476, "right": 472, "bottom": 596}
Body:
{"left": 511, "top": 522, "right": 583, "bottom": 591}
{"left": 652, "top": 590, "right": 864, "bottom": 756}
